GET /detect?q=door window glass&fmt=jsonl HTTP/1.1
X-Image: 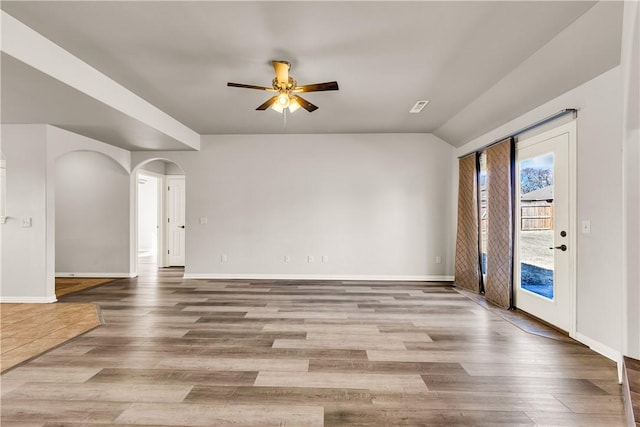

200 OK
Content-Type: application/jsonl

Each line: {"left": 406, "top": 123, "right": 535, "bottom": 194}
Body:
{"left": 519, "top": 152, "right": 554, "bottom": 300}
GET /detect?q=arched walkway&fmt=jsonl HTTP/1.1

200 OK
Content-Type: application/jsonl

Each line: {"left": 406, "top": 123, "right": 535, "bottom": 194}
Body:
{"left": 131, "top": 158, "right": 186, "bottom": 276}
{"left": 54, "top": 150, "right": 131, "bottom": 280}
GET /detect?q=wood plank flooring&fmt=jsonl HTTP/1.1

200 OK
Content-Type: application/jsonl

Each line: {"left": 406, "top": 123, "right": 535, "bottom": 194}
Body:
{"left": 0, "top": 268, "right": 625, "bottom": 426}
{"left": 0, "top": 303, "right": 102, "bottom": 373}
{"left": 623, "top": 356, "right": 640, "bottom": 425}
{"left": 55, "top": 277, "right": 116, "bottom": 297}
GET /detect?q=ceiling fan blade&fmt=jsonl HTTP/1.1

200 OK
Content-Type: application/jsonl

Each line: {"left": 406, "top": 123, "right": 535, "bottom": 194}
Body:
{"left": 228, "top": 82, "right": 276, "bottom": 91}
{"left": 291, "top": 95, "right": 318, "bottom": 112}
{"left": 293, "top": 81, "right": 339, "bottom": 93}
{"left": 256, "top": 96, "right": 278, "bottom": 111}
{"left": 272, "top": 61, "right": 290, "bottom": 85}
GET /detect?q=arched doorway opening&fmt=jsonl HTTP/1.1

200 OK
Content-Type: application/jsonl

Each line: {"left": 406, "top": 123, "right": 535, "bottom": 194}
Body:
{"left": 54, "top": 150, "right": 131, "bottom": 279}
{"left": 132, "top": 159, "right": 186, "bottom": 276}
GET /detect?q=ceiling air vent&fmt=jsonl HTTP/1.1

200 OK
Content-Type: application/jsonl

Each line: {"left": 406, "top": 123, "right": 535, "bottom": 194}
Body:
{"left": 409, "top": 100, "right": 429, "bottom": 113}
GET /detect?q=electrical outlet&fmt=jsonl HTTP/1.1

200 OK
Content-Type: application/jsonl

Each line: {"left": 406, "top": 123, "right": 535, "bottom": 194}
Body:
{"left": 284, "top": 255, "right": 291, "bottom": 263}
{"left": 199, "top": 216, "right": 208, "bottom": 225}
{"left": 308, "top": 255, "right": 314, "bottom": 263}
{"left": 435, "top": 256, "right": 442, "bottom": 264}
{"left": 581, "top": 220, "right": 591, "bottom": 234}
{"left": 322, "top": 255, "right": 329, "bottom": 263}
{"left": 220, "top": 254, "right": 227, "bottom": 263}
{"left": 21, "top": 217, "right": 32, "bottom": 228}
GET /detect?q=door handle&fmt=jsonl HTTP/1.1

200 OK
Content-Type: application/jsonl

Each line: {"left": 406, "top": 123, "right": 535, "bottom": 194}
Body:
{"left": 549, "top": 244, "right": 567, "bottom": 251}
{"left": 178, "top": 225, "right": 185, "bottom": 229}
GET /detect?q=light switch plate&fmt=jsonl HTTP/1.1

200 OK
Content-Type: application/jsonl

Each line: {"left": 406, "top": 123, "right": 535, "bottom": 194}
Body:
{"left": 21, "top": 217, "right": 32, "bottom": 228}
{"left": 581, "top": 220, "right": 591, "bottom": 234}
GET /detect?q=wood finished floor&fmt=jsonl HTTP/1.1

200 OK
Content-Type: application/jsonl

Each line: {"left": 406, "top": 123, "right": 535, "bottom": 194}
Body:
{"left": 55, "top": 277, "right": 117, "bottom": 298}
{"left": 0, "top": 268, "right": 625, "bottom": 426}
{"left": 0, "top": 303, "right": 102, "bottom": 373}
{"left": 624, "top": 356, "right": 640, "bottom": 425}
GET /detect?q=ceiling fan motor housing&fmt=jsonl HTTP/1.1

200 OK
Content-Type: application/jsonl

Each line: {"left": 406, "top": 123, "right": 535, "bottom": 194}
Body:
{"left": 272, "top": 77, "right": 297, "bottom": 92}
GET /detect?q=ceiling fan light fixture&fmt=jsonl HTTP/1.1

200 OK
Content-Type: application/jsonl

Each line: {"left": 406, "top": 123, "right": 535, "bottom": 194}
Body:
{"left": 276, "top": 93, "right": 290, "bottom": 107}
{"left": 288, "top": 99, "right": 300, "bottom": 113}
{"left": 272, "top": 93, "right": 301, "bottom": 113}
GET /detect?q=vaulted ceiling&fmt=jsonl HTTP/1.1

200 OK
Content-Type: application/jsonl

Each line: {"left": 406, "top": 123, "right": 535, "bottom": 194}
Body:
{"left": 0, "top": 1, "right": 624, "bottom": 150}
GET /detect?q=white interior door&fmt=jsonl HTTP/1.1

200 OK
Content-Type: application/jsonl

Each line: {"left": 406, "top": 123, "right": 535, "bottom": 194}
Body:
{"left": 167, "top": 176, "right": 185, "bottom": 266}
{"left": 515, "top": 123, "right": 574, "bottom": 332}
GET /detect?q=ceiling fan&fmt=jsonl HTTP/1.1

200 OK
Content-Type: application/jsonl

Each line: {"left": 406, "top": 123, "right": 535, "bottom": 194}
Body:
{"left": 227, "top": 60, "right": 339, "bottom": 113}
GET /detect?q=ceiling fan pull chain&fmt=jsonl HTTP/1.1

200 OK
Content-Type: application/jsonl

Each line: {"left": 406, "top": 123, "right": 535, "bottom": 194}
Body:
{"left": 283, "top": 109, "right": 287, "bottom": 128}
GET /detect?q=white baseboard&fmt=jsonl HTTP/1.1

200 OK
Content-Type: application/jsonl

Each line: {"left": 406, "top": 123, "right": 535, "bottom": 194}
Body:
{"left": 0, "top": 296, "right": 57, "bottom": 303}
{"left": 56, "top": 272, "right": 136, "bottom": 278}
{"left": 182, "top": 273, "right": 455, "bottom": 282}
{"left": 575, "top": 332, "right": 623, "bottom": 383}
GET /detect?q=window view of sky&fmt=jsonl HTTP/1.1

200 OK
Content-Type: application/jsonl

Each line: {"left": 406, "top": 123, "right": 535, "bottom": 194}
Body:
{"left": 520, "top": 152, "right": 553, "bottom": 195}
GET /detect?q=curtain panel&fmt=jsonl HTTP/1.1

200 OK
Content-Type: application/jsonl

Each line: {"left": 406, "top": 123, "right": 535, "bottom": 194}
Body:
{"left": 484, "top": 138, "right": 515, "bottom": 309}
{"left": 454, "top": 153, "right": 481, "bottom": 292}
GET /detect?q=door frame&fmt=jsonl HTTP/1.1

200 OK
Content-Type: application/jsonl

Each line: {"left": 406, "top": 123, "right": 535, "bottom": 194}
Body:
{"left": 514, "top": 120, "right": 577, "bottom": 338}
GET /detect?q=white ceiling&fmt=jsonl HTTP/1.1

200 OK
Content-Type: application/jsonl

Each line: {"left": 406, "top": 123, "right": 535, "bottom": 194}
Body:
{"left": 0, "top": 1, "right": 624, "bottom": 149}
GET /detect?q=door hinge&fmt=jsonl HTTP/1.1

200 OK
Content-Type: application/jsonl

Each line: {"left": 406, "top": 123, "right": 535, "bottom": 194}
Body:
{"left": 168, "top": 186, "right": 170, "bottom": 191}
{"left": 167, "top": 250, "right": 170, "bottom": 254}
{"left": 168, "top": 218, "right": 170, "bottom": 223}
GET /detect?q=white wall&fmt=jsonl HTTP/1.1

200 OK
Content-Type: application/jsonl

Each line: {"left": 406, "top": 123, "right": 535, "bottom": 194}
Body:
{"left": 621, "top": 1, "right": 640, "bottom": 359}
{"left": 0, "top": 125, "right": 53, "bottom": 302}
{"left": 55, "top": 151, "right": 131, "bottom": 275}
{"left": 453, "top": 66, "right": 625, "bottom": 360}
{"left": 133, "top": 133, "right": 455, "bottom": 280}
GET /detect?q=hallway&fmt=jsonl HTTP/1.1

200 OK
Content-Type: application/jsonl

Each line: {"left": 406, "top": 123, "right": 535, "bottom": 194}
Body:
{"left": 0, "top": 269, "right": 625, "bottom": 426}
